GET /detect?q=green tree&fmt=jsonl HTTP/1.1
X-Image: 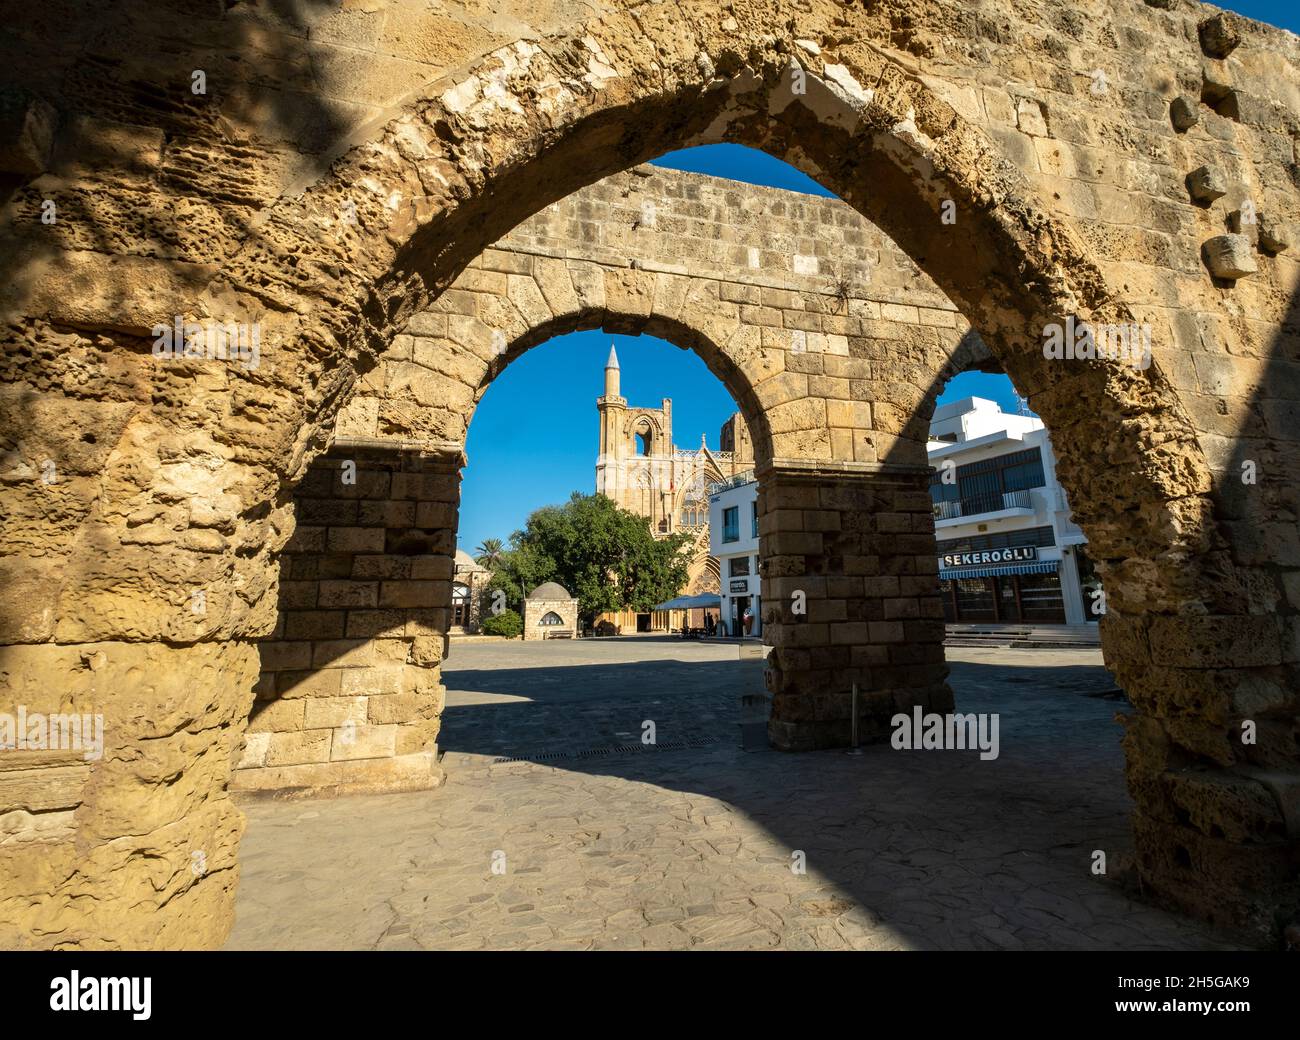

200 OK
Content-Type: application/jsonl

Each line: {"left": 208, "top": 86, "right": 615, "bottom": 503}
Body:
{"left": 474, "top": 537, "right": 506, "bottom": 570}
{"left": 487, "top": 493, "right": 691, "bottom": 626}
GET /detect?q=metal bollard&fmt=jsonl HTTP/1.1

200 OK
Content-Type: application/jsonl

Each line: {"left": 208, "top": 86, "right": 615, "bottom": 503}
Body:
{"left": 846, "top": 682, "right": 863, "bottom": 755}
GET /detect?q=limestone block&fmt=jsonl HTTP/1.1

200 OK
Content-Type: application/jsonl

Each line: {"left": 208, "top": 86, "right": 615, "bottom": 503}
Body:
{"left": 367, "top": 693, "right": 422, "bottom": 724}
{"left": 275, "top": 669, "right": 343, "bottom": 699}
{"left": 310, "top": 638, "right": 382, "bottom": 670}
{"left": 1169, "top": 95, "right": 1198, "bottom": 132}
{"left": 326, "top": 526, "right": 386, "bottom": 553}
{"left": 318, "top": 580, "right": 379, "bottom": 608}
{"left": 330, "top": 723, "right": 397, "bottom": 761}
{"left": 394, "top": 718, "right": 440, "bottom": 755}
{"left": 303, "top": 696, "right": 368, "bottom": 729}
{"left": 567, "top": 263, "right": 606, "bottom": 312}
{"left": 1198, "top": 13, "right": 1242, "bottom": 59}
{"left": 1014, "top": 97, "right": 1048, "bottom": 137}
{"left": 265, "top": 729, "right": 332, "bottom": 767}
{"left": 532, "top": 256, "right": 581, "bottom": 316}
{"left": 246, "top": 698, "right": 307, "bottom": 734}
{"left": 1257, "top": 216, "right": 1291, "bottom": 254}
{"left": 506, "top": 274, "right": 552, "bottom": 328}
{"left": 1186, "top": 165, "right": 1226, "bottom": 205}
{"left": 339, "top": 666, "right": 406, "bottom": 697}
{"left": 1202, "top": 235, "right": 1257, "bottom": 280}
{"left": 236, "top": 732, "right": 271, "bottom": 769}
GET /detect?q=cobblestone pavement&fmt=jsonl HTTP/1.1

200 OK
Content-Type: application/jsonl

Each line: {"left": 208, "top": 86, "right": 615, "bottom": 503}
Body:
{"left": 227, "top": 638, "right": 1240, "bottom": 950}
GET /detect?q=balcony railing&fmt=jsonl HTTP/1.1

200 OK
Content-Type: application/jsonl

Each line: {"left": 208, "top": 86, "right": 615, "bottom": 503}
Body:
{"left": 708, "top": 470, "right": 756, "bottom": 496}
{"left": 932, "top": 489, "right": 1034, "bottom": 520}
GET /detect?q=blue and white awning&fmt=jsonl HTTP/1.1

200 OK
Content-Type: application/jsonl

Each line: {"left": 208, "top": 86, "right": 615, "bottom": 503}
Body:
{"left": 939, "top": 560, "right": 1060, "bottom": 580}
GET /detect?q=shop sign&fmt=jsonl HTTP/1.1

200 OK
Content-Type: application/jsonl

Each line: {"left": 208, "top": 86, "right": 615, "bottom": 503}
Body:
{"left": 940, "top": 545, "right": 1039, "bottom": 568}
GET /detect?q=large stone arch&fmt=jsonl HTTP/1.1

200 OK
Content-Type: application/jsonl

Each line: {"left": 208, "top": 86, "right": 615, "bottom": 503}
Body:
{"left": 2, "top": 0, "right": 1296, "bottom": 947}
{"left": 244, "top": 170, "right": 964, "bottom": 794}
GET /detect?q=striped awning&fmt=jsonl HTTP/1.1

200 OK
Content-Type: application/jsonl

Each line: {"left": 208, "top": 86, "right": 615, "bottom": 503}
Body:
{"left": 940, "top": 560, "right": 1060, "bottom": 580}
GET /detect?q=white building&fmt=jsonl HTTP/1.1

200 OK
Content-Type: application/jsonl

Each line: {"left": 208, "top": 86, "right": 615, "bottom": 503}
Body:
{"left": 707, "top": 471, "right": 761, "bottom": 637}
{"left": 928, "top": 396, "right": 1100, "bottom": 625}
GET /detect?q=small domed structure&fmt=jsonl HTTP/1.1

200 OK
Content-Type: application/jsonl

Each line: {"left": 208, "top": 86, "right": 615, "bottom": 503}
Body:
{"left": 528, "top": 581, "right": 571, "bottom": 601}
{"left": 523, "top": 581, "right": 578, "bottom": 640}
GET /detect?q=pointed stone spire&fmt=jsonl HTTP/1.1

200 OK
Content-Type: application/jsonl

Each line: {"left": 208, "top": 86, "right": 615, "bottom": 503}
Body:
{"left": 603, "top": 343, "right": 621, "bottom": 398}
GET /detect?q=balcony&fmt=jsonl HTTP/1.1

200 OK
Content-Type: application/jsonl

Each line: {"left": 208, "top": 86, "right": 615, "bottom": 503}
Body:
{"left": 932, "top": 489, "right": 1035, "bottom": 524}
{"left": 708, "top": 470, "right": 756, "bottom": 496}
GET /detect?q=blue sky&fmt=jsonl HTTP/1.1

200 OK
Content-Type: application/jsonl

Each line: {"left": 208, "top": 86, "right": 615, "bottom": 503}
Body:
{"left": 455, "top": 0, "right": 1295, "bottom": 554}
{"left": 1230, "top": 1, "right": 1297, "bottom": 32}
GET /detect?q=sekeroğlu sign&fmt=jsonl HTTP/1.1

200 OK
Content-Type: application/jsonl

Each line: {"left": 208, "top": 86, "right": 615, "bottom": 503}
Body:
{"left": 940, "top": 546, "right": 1038, "bottom": 569}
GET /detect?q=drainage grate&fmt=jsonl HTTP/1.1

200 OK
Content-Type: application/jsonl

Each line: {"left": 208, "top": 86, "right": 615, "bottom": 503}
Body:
{"left": 491, "top": 734, "right": 722, "bottom": 765}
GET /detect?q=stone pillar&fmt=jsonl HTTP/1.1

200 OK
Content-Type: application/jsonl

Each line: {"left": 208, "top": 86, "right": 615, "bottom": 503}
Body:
{"left": 239, "top": 439, "right": 462, "bottom": 797}
{"left": 1104, "top": 610, "right": 1300, "bottom": 939}
{"left": 1, "top": 640, "right": 254, "bottom": 949}
{"left": 759, "top": 462, "right": 951, "bottom": 750}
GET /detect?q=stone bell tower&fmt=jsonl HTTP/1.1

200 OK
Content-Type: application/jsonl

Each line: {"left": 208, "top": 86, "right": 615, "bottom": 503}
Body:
{"left": 595, "top": 345, "right": 675, "bottom": 529}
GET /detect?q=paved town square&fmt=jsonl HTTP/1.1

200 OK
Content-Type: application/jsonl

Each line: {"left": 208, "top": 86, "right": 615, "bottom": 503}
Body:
{"left": 227, "top": 638, "right": 1236, "bottom": 951}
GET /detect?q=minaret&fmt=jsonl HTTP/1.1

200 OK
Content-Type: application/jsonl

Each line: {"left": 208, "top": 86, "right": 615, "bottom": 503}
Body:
{"left": 604, "top": 343, "right": 620, "bottom": 397}
{"left": 596, "top": 343, "right": 626, "bottom": 497}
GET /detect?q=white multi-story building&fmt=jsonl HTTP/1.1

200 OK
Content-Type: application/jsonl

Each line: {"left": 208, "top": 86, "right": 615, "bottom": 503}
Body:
{"left": 928, "top": 396, "right": 1100, "bottom": 625}
{"left": 704, "top": 397, "right": 1100, "bottom": 636}
{"left": 707, "top": 471, "right": 761, "bottom": 638}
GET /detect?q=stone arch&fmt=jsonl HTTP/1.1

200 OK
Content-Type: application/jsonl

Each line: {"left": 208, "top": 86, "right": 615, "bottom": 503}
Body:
{"left": 223, "top": 30, "right": 1295, "bottom": 941}
{"left": 253, "top": 27, "right": 1226, "bottom": 677}
{"left": 631, "top": 419, "right": 653, "bottom": 457}
{"left": 4, "top": 0, "right": 1297, "bottom": 949}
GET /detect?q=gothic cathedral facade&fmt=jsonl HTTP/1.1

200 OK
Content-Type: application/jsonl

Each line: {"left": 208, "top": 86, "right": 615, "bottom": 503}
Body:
{"left": 595, "top": 345, "right": 754, "bottom": 631}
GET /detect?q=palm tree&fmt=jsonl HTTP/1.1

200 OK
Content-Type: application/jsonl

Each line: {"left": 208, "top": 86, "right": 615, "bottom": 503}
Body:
{"left": 474, "top": 538, "right": 505, "bottom": 570}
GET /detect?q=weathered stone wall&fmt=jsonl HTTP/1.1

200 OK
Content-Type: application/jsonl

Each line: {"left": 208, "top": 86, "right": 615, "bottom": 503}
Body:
{"left": 235, "top": 442, "right": 452, "bottom": 796}
{"left": 1, "top": 0, "right": 1297, "bottom": 946}
{"left": 331, "top": 163, "right": 970, "bottom": 463}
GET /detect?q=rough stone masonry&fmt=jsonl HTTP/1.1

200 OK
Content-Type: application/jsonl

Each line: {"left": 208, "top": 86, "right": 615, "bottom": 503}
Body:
{"left": 0, "top": 0, "right": 1297, "bottom": 949}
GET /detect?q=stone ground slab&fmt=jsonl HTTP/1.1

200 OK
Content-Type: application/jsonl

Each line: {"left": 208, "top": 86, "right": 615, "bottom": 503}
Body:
{"left": 226, "top": 638, "right": 1239, "bottom": 950}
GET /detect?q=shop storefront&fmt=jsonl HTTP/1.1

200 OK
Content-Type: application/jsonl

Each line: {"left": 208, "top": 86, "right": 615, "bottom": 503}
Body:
{"left": 939, "top": 563, "right": 1067, "bottom": 623}
{"left": 928, "top": 397, "right": 1097, "bottom": 627}
{"left": 936, "top": 532, "right": 1076, "bottom": 624}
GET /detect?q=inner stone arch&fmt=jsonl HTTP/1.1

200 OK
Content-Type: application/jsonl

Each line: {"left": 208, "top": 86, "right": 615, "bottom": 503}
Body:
{"left": 245, "top": 158, "right": 980, "bottom": 801}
